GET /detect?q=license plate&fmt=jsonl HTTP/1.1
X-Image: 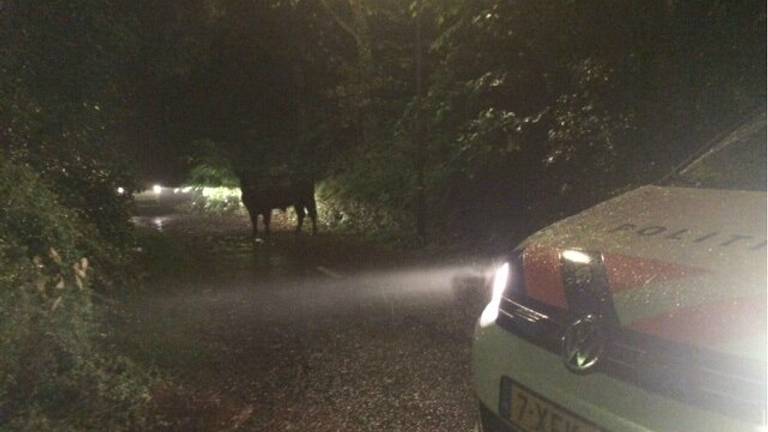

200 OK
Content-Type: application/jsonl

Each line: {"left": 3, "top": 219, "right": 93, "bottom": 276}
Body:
{"left": 502, "top": 378, "right": 603, "bottom": 432}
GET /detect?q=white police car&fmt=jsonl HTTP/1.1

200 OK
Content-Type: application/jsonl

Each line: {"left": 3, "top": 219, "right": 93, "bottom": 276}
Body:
{"left": 473, "top": 114, "right": 767, "bottom": 432}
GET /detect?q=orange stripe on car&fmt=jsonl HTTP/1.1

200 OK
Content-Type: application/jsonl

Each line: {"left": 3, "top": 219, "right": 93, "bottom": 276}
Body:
{"left": 522, "top": 246, "right": 567, "bottom": 308}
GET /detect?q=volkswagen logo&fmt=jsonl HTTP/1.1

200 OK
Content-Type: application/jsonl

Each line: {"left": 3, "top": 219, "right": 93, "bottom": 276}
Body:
{"left": 561, "top": 314, "right": 605, "bottom": 373}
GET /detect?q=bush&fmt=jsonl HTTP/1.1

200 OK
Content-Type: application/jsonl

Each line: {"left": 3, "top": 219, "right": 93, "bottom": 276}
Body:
{"left": 0, "top": 159, "right": 152, "bottom": 431}
{"left": 186, "top": 186, "right": 244, "bottom": 214}
{"left": 183, "top": 145, "right": 244, "bottom": 214}
{"left": 316, "top": 180, "right": 417, "bottom": 246}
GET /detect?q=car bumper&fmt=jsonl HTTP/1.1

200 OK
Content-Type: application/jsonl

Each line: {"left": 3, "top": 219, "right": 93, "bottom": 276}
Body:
{"left": 472, "top": 322, "right": 763, "bottom": 432}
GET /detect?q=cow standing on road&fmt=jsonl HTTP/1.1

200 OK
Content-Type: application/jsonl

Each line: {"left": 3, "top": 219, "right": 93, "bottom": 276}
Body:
{"left": 239, "top": 175, "right": 318, "bottom": 238}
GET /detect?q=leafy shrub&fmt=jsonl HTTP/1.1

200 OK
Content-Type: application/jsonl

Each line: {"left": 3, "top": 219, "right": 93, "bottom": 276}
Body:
{"left": 0, "top": 159, "right": 152, "bottom": 431}
{"left": 186, "top": 165, "right": 240, "bottom": 189}
{"left": 183, "top": 141, "right": 244, "bottom": 214}
{"left": 186, "top": 186, "right": 244, "bottom": 214}
{"left": 316, "top": 180, "right": 417, "bottom": 246}
{"left": 0, "top": 0, "right": 140, "bottom": 257}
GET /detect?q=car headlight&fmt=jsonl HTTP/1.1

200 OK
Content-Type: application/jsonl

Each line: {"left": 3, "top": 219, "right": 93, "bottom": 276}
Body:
{"left": 479, "top": 262, "right": 510, "bottom": 327}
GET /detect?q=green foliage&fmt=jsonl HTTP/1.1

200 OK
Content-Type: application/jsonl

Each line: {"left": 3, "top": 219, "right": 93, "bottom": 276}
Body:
{"left": 143, "top": 0, "right": 766, "bottom": 244}
{"left": 316, "top": 179, "right": 417, "bottom": 246}
{"left": 0, "top": 0, "right": 140, "bottom": 254}
{"left": 184, "top": 139, "right": 240, "bottom": 188}
{"left": 406, "top": 0, "right": 764, "bottom": 240}
{"left": 182, "top": 140, "right": 244, "bottom": 214}
{"left": 186, "top": 186, "right": 244, "bottom": 214}
{"left": 0, "top": 159, "right": 152, "bottom": 431}
{"left": 187, "top": 165, "right": 239, "bottom": 189}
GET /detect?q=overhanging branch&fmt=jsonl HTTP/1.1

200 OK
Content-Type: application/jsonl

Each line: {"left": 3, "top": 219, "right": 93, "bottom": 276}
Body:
{"left": 318, "top": 0, "right": 361, "bottom": 45}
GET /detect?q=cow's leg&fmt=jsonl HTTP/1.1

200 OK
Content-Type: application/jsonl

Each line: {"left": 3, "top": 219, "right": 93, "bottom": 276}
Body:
{"left": 307, "top": 199, "right": 318, "bottom": 235}
{"left": 295, "top": 205, "right": 306, "bottom": 233}
{"left": 245, "top": 206, "right": 259, "bottom": 238}
{"left": 263, "top": 210, "right": 272, "bottom": 236}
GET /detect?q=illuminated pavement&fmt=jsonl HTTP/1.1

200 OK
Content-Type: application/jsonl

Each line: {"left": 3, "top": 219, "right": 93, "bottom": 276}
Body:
{"left": 120, "top": 202, "right": 492, "bottom": 431}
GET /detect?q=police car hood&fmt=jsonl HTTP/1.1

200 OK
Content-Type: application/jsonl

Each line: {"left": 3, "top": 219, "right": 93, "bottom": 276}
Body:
{"left": 520, "top": 185, "right": 767, "bottom": 361}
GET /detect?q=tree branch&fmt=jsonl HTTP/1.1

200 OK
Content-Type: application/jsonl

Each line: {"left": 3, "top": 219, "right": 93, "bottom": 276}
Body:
{"left": 318, "top": 0, "right": 360, "bottom": 45}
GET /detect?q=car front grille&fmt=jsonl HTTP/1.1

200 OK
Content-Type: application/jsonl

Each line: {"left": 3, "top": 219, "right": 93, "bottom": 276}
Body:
{"left": 496, "top": 295, "right": 767, "bottom": 425}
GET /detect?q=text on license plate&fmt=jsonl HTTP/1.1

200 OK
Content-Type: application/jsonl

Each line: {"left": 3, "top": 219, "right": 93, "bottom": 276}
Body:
{"left": 505, "top": 380, "right": 602, "bottom": 432}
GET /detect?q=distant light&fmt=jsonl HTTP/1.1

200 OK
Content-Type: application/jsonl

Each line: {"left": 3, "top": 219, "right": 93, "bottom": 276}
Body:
{"left": 181, "top": 186, "right": 193, "bottom": 193}
{"left": 562, "top": 249, "right": 592, "bottom": 264}
{"left": 116, "top": 187, "right": 125, "bottom": 195}
{"left": 153, "top": 184, "right": 162, "bottom": 194}
{"left": 173, "top": 188, "right": 180, "bottom": 194}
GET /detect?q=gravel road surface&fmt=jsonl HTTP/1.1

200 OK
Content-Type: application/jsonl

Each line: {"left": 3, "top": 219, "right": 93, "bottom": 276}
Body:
{"left": 118, "top": 204, "right": 492, "bottom": 431}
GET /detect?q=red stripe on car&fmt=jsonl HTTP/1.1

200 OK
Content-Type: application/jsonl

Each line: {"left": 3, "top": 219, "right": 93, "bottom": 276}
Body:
{"left": 523, "top": 246, "right": 567, "bottom": 308}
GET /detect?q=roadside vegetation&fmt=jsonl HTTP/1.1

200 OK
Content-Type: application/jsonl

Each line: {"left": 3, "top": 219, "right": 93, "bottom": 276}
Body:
{"left": 172, "top": 0, "right": 764, "bottom": 247}
{"left": 0, "top": 160, "right": 153, "bottom": 430}
{"left": 1, "top": 2, "right": 151, "bottom": 429}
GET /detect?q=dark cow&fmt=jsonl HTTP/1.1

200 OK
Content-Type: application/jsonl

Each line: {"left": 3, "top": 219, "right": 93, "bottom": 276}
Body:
{"left": 239, "top": 175, "right": 317, "bottom": 237}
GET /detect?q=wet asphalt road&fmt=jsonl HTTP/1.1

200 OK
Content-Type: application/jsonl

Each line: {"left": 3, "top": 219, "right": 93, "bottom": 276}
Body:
{"left": 120, "top": 200, "right": 491, "bottom": 431}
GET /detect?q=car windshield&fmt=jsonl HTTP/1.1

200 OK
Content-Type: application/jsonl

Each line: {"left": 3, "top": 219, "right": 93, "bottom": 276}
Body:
{"left": 672, "top": 118, "right": 767, "bottom": 191}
